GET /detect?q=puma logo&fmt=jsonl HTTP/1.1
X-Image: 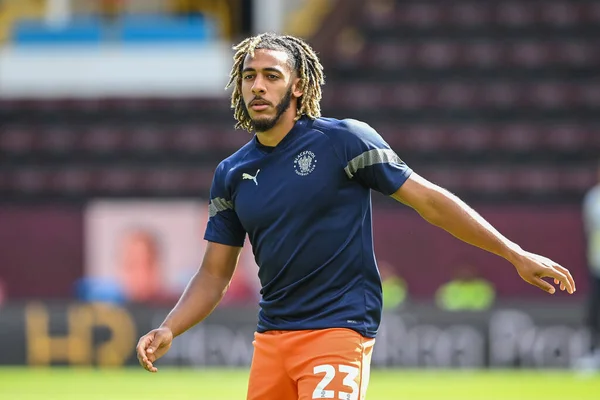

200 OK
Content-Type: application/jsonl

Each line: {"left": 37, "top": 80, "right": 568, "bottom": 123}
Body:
{"left": 242, "top": 169, "right": 260, "bottom": 185}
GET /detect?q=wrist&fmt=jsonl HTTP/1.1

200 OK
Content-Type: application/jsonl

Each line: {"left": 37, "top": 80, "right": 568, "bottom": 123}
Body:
{"left": 158, "top": 322, "right": 177, "bottom": 337}
{"left": 501, "top": 242, "right": 524, "bottom": 265}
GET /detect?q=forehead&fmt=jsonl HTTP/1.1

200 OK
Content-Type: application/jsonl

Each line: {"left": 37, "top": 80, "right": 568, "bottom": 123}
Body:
{"left": 243, "top": 48, "right": 293, "bottom": 72}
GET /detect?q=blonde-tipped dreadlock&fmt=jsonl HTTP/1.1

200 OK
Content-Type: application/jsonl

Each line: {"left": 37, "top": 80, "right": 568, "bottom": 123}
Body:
{"left": 226, "top": 33, "right": 325, "bottom": 132}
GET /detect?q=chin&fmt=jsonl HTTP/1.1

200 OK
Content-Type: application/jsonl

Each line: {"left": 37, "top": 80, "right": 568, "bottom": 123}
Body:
{"left": 252, "top": 116, "right": 273, "bottom": 125}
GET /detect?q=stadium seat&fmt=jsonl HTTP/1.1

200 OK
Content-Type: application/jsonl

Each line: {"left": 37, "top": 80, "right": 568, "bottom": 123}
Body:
{"left": 170, "top": 125, "right": 214, "bottom": 152}
{"left": 559, "top": 168, "right": 596, "bottom": 191}
{"left": 559, "top": 41, "right": 596, "bottom": 67}
{"left": 40, "top": 127, "right": 78, "bottom": 155}
{"left": 118, "top": 14, "right": 214, "bottom": 43}
{"left": 527, "top": 83, "right": 568, "bottom": 109}
{"left": 182, "top": 168, "right": 216, "bottom": 192}
{"left": 141, "top": 169, "right": 186, "bottom": 192}
{"left": 496, "top": 2, "right": 535, "bottom": 27}
{"left": 495, "top": 125, "right": 539, "bottom": 153}
{"left": 448, "top": 125, "right": 496, "bottom": 153}
{"left": 581, "top": 83, "right": 600, "bottom": 108}
{"left": 3, "top": 0, "right": 597, "bottom": 202}
{"left": 81, "top": 126, "right": 123, "bottom": 153}
{"left": 12, "top": 17, "right": 103, "bottom": 44}
{"left": 388, "top": 83, "right": 431, "bottom": 109}
{"left": 363, "top": 0, "right": 397, "bottom": 28}
{"left": 435, "top": 83, "right": 478, "bottom": 108}
{"left": 52, "top": 168, "right": 93, "bottom": 193}
{"left": 0, "top": 127, "right": 35, "bottom": 155}
{"left": 417, "top": 42, "right": 459, "bottom": 69}
{"left": 465, "top": 167, "right": 512, "bottom": 194}
{"left": 541, "top": 2, "right": 580, "bottom": 27}
{"left": 421, "top": 168, "right": 467, "bottom": 192}
{"left": 513, "top": 167, "right": 561, "bottom": 195}
{"left": 12, "top": 168, "right": 48, "bottom": 193}
{"left": 367, "top": 42, "right": 413, "bottom": 69}
{"left": 126, "top": 127, "right": 166, "bottom": 153}
{"left": 463, "top": 41, "right": 503, "bottom": 68}
{"left": 480, "top": 82, "right": 520, "bottom": 108}
{"left": 398, "top": 3, "right": 442, "bottom": 27}
{"left": 590, "top": 2, "right": 600, "bottom": 22}
{"left": 402, "top": 125, "right": 447, "bottom": 152}
{"left": 449, "top": 3, "right": 488, "bottom": 26}
{"left": 510, "top": 42, "right": 550, "bottom": 68}
{"left": 542, "top": 124, "right": 588, "bottom": 152}
{"left": 100, "top": 169, "right": 138, "bottom": 192}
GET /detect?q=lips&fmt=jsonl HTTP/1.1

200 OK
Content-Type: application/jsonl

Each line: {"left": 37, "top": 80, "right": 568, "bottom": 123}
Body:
{"left": 250, "top": 99, "right": 271, "bottom": 111}
{"left": 251, "top": 104, "right": 269, "bottom": 111}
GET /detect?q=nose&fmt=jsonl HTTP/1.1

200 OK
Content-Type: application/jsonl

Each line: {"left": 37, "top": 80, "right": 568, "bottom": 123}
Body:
{"left": 251, "top": 75, "right": 266, "bottom": 96}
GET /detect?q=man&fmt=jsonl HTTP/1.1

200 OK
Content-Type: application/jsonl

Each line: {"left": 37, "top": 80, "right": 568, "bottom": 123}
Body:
{"left": 583, "top": 162, "right": 600, "bottom": 357}
{"left": 136, "top": 33, "right": 576, "bottom": 399}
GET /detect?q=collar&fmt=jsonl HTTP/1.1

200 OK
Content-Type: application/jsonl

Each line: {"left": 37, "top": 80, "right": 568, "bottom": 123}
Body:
{"left": 253, "top": 116, "right": 309, "bottom": 153}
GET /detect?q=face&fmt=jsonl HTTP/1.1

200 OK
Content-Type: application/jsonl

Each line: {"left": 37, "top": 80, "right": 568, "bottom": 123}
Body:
{"left": 119, "top": 233, "right": 159, "bottom": 301}
{"left": 240, "top": 49, "right": 303, "bottom": 132}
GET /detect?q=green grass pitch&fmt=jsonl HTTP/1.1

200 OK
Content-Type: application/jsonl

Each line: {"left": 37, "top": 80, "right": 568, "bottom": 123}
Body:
{"left": 1, "top": 367, "right": 599, "bottom": 399}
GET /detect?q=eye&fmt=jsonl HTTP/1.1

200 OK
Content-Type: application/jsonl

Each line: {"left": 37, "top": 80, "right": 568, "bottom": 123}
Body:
{"left": 243, "top": 74, "right": 254, "bottom": 80}
{"left": 267, "top": 74, "right": 279, "bottom": 80}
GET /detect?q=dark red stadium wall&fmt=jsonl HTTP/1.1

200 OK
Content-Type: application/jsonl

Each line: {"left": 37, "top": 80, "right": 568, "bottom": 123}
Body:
{"left": 0, "top": 207, "right": 83, "bottom": 299}
{"left": 372, "top": 204, "right": 588, "bottom": 300}
{"left": 0, "top": 204, "right": 588, "bottom": 300}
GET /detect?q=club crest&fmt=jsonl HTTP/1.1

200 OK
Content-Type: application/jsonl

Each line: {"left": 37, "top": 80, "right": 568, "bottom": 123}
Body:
{"left": 293, "top": 150, "right": 317, "bottom": 176}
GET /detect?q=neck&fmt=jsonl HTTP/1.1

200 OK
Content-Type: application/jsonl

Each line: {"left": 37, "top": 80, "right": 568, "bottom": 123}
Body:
{"left": 255, "top": 108, "right": 299, "bottom": 147}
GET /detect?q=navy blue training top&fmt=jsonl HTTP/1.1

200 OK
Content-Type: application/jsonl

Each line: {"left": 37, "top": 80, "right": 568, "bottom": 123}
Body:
{"left": 204, "top": 116, "right": 412, "bottom": 338}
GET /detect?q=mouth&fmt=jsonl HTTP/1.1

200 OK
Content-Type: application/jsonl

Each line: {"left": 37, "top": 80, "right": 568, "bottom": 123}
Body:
{"left": 249, "top": 100, "right": 271, "bottom": 112}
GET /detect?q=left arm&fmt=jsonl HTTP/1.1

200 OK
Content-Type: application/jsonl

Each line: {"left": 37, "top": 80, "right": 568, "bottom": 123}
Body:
{"left": 392, "top": 173, "right": 576, "bottom": 295}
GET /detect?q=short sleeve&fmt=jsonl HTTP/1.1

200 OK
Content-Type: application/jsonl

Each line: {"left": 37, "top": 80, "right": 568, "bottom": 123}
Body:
{"left": 204, "top": 162, "right": 246, "bottom": 247}
{"left": 339, "top": 119, "right": 412, "bottom": 195}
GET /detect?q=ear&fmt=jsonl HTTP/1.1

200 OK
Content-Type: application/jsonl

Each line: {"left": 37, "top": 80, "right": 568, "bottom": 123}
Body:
{"left": 292, "top": 77, "right": 304, "bottom": 98}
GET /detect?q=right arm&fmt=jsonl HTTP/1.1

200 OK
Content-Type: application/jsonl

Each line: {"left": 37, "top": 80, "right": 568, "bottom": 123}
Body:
{"left": 137, "top": 159, "right": 248, "bottom": 372}
{"left": 136, "top": 241, "right": 242, "bottom": 372}
{"left": 160, "top": 241, "right": 242, "bottom": 337}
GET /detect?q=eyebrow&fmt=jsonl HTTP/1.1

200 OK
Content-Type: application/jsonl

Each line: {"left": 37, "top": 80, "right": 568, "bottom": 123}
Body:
{"left": 242, "top": 67, "right": 285, "bottom": 75}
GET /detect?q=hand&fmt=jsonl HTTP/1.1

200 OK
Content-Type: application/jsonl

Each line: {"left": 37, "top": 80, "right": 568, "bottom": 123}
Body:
{"left": 136, "top": 327, "right": 173, "bottom": 373}
{"left": 511, "top": 250, "right": 576, "bottom": 295}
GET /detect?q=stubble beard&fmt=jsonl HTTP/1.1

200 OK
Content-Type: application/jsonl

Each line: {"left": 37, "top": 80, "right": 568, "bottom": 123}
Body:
{"left": 244, "top": 84, "right": 294, "bottom": 133}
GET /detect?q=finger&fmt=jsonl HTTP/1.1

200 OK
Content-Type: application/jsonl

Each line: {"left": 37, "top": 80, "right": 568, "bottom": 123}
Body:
{"left": 147, "top": 334, "right": 163, "bottom": 355}
{"left": 554, "top": 278, "right": 559, "bottom": 285}
{"left": 136, "top": 346, "right": 149, "bottom": 366}
{"left": 146, "top": 360, "right": 156, "bottom": 372}
{"left": 142, "top": 358, "right": 157, "bottom": 373}
{"left": 532, "top": 277, "right": 556, "bottom": 294}
{"left": 136, "top": 335, "right": 154, "bottom": 365}
{"left": 140, "top": 357, "right": 153, "bottom": 371}
{"left": 542, "top": 268, "right": 573, "bottom": 294}
{"left": 554, "top": 265, "right": 576, "bottom": 293}
{"left": 560, "top": 282, "right": 565, "bottom": 291}
{"left": 143, "top": 363, "right": 155, "bottom": 372}
{"left": 140, "top": 353, "right": 154, "bottom": 371}
{"left": 543, "top": 261, "right": 574, "bottom": 293}
{"left": 136, "top": 341, "right": 150, "bottom": 363}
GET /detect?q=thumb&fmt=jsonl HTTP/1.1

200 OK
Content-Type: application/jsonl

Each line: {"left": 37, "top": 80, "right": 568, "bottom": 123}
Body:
{"left": 147, "top": 332, "right": 164, "bottom": 354}
{"left": 533, "top": 277, "right": 556, "bottom": 294}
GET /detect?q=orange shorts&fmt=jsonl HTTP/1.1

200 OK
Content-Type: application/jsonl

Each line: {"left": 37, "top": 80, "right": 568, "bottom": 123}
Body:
{"left": 246, "top": 328, "right": 375, "bottom": 400}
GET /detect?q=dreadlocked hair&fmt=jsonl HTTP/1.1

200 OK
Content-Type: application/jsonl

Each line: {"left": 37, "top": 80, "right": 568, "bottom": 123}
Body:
{"left": 226, "top": 33, "right": 325, "bottom": 132}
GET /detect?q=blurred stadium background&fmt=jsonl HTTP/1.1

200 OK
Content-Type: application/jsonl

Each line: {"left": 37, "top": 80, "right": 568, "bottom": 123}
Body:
{"left": 1, "top": 0, "right": 599, "bottom": 399}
